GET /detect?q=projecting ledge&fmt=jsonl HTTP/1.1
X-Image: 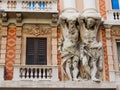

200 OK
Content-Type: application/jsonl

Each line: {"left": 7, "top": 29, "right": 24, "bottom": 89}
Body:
{"left": 0, "top": 81, "right": 116, "bottom": 89}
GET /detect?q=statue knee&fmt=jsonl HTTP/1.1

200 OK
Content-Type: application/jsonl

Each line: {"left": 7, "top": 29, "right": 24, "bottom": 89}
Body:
{"left": 66, "top": 59, "right": 72, "bottom": 68}
{"left": 98, "top": 61, "right": 103, "bottom": 71}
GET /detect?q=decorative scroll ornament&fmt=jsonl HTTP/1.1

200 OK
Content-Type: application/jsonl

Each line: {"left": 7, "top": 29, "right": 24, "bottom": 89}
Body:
{"left": 23, "top": 25, "right": 51, "bottom": 36}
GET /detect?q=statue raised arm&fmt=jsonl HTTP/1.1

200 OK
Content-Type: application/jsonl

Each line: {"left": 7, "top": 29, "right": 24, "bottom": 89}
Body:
{"left": 59, "top": 12, "right": 80, "bottom": 81}
{"left": 78, "top": 13, "right": 103, "bottom": 82}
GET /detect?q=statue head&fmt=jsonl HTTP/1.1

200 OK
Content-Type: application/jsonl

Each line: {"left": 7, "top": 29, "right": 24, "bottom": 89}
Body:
{"left": 67, "top": 17, "right": 76, "bottom": 28}
{"left": 85, "top": 17, "right": 96, "bottom": 30}
{"left": 59, "top": 15, "right": 67, "bottom": 28}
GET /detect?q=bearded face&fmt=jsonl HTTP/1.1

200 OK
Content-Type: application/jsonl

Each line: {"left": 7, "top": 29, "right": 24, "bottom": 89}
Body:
{"left": 85, "top": 18, "right": 96, "bottom": 30}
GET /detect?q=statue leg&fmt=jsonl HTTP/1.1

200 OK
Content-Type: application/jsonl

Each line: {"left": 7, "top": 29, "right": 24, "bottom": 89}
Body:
{"left": 82, "top": 56, "right": 91, "bottom": 79}
{"left": 66, "top": 59, "right": 72, "bottom": 80}
{"left": 97, "top": 55, "right": 103, "bottom": 80}
{"left": 91, "top": 60, "right": 100, "bottom": 82}
{"left": 72, "top": 56, "right": 80, "bottom": 81}
{"left": 98, "top": 51, "right": 103, "bottom": 71}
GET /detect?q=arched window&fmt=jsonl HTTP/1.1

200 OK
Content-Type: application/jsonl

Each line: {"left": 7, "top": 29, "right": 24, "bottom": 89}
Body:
{"left": 111, "top": 0, "right": 119, "bottom": 9}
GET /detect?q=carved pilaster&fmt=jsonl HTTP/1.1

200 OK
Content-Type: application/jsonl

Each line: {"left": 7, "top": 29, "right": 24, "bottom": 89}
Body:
{"left": 5, "top": 26, "right": 16, "bottom": 80}
{"left": 106, "top": 26, "right": 115, "bottom": 81}
{"left": 51, "top": 28, "right": 57, "bottom": 65}
{"left": 15, "top": 27, "right": 22, "bottom": 64}
{"left": 0, "top": 27, "right": 7, "bottom": 64}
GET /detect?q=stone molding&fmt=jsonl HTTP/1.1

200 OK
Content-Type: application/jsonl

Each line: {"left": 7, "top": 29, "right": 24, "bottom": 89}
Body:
{"left": 0, "top": 81, "right": 117, "bottom": 89}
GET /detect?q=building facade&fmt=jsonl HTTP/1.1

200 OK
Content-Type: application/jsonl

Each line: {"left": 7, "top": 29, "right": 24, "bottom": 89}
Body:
{"left": 0, "top": 0, "right": 119, "bottom": 90}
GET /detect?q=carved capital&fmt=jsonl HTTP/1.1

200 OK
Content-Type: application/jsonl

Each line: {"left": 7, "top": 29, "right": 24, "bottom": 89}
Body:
{"left": 16, "top": 13, "right": 22, "bottom": 23}
{"left": 23, "top": 25, "right": 52, "bottom": 36}
{"left": 104, "top": 24, "right": 112, "bottom": 29}
{"left": 51, "top": 13, "right": 58, "bottom": 24}
{"left": 2, "top": 12, "right": 8, "bottom": 22}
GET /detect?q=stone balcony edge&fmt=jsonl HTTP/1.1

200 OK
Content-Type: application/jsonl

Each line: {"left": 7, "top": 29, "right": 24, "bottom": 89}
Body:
{"left": 0, "top": 81, "right": 117, "bottom": 89}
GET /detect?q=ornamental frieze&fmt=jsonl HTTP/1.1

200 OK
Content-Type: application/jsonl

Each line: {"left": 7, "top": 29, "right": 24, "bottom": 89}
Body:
{"left": 23, "top": 25, "right": 52, "bottom": 36}
{"left": 111, "top": 29, "right": 120, "bottom": 36}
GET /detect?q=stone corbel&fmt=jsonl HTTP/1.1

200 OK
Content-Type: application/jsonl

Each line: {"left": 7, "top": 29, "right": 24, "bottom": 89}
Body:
{"left": 16, "top": 13, "right": 22, "bottom": 23}
{"left": 2, "top": 12, "right": 8, "bottom": 22}
{"left": 51, "top": 13, "right": 58, "bottom": 24}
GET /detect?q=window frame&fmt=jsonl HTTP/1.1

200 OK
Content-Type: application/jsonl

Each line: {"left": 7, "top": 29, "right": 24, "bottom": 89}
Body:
{"left": 116, "top": 40, "right": 120, "bottom": 70}
{"left": 21, "top": 34, "right": 52, "bottom": 66}
{"left": 26, "top": 38, "right": 47, "bottom": 65}
{"left": 112, "top": 36, "right": 120, "bottom": 71}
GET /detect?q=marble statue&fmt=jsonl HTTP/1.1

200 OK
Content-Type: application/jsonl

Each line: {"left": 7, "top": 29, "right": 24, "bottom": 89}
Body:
{"left": 78, "top": 14, "right": 103, "bottom": 82}
{"left": 59, "top": 12, "right": 80, "bottom": 81}
{"left": 59, "top": 10, "right": 103, "bottom": 82}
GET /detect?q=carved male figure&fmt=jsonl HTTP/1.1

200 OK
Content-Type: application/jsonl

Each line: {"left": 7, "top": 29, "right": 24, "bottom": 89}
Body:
{"left": 78, "top": 15, "right": 103, "bottom": 81}
{"left": 59, "top": 13, "right": 80, "bottom": 81}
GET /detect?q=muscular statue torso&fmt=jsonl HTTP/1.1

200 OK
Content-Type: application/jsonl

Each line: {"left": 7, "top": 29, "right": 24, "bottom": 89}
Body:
{"left": 61, "top": 19, "right": 79, "bottom": 51}
{"left": 80, "top": 24, "right": 97, "bottom": 44}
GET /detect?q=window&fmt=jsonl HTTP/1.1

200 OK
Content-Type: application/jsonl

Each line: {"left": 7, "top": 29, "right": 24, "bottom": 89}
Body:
{"left": 111, "top": 0, "right": 119, "bottom": 9}
{"left": 116, "top": 41, "right": 120, "bottom": 70}
{"left": 26, "top": 38, "right": 47, "bottom": 65}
